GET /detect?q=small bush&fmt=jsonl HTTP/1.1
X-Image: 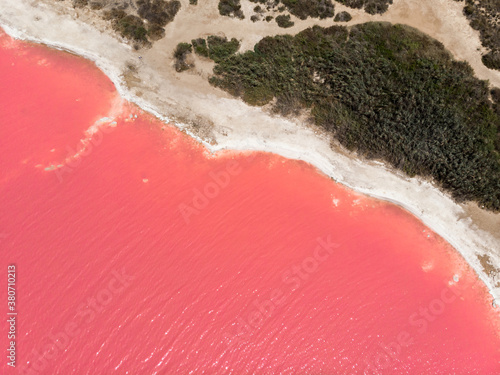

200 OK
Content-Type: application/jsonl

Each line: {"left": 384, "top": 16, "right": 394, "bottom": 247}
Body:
{"left": 72, "top": 0, "right": 88, "bottom": 8}
{"left": 276, "top": 14, "right": 294, "bottom": 28}
{"left": 218, "top": 0, "right": 245, "bottom": 19}
{"left": 491, "top": 88, "right": 500, "bottom": 103}
{"left": 334, "top": 11, "right": 352, "bottom": 22}
{"left": 173, "top": 42, "right": 193, "bottom": 72}
{"left": 251, "top": 15, "right": 260, "bottom": 22}
{"left": 190, "top": 0, "right": 198, "bottom": 4}
{"left": 265, "top": 15, "right": 274, "bottom": 22}
{"left": 89, "top": 1, "right": 104, "bottom": 10}
{"left": 147, "top": 24, "right": 166, "bottom": 41}
{"left": 482, "top": 51, "right": 500, "bottom": 71}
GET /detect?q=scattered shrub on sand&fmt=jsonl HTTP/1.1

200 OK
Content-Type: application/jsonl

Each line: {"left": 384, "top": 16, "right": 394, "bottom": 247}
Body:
{"left": 265, "top": 15, "right": 274, "bottom": 22}
{"left": 190, "top": 0, "right": 198, "bottom": 4}
{"left": 276, "top": 14, "right": 294, "bottom": 28}
{"left": 461, "top": 0, "right": 500, "bottom": 71}
{"left": 251, "top": 15, "right": 260, "bottom": 22}
{"left": 218, "top": 0, "right": 245, "bottom": 19}
{"left": 334, "top": 11, "right": 352, "bottom": 22}
{"left": 192, "top": 38, "right": 209, "bottom": 57}
{"left": 209, "top": 23, "right": 500, "bottom": 210}
{"left": 173, "top": 42, "right": 193, "bottom": 72}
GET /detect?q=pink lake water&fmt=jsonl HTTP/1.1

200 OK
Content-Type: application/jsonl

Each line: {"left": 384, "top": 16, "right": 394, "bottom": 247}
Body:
{"left": 0, "top": 29, "right": 499, "bottom": 374}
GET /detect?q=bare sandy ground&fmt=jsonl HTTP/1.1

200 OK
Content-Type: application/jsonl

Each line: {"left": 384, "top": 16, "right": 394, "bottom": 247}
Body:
{"left": 1, "top": 0, "right": 499, "bottom": 306}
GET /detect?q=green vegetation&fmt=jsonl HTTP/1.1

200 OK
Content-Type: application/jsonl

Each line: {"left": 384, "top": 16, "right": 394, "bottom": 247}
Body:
{"left": 117, "top": 15, "right": 148, "bottom": 42}
{"left": 137, "top": 0, "right": 181, "bottom": 27}
{"left": 103, "top": 9, "right": 149, "bottom": 46}
{"left": 218, "top": 0, "right": 245, "bottom": 19}
{"left": 86, "top": 0, "right": 181, "bottom": 45}
{"left": 89, "top": 1, "right": 104, "bottom": 10}
{"left": 334, "top": 11, "right": 352, "bottom": 22}
{"left": 72, "top": 0, "right": 88, "bottom": 8}
{"left": 189, "top": 36, "right": 241, "bottom": 62}
{"left": 460, "top": 0, "right": 500, "bottom": 70}
{"left": 249, "top": 0, "right": 335, "bottom": 20}
{"left": 173, "top": 42, "right": 193, "bottom": 72}
{"left": 189, "top": 0, "right": 198, "bottom": 4}
{"left": 276, "top": 14, "right": 294, "bottom": 28}
{"left": 192, "top": 38, "right": 209, "bottom": 57}
{"left": 207, "top": 36, "right": 241, "bottom": 63}
{"left": 207, "top": 23, "right": 500, "bottom": 210}
{"left": 336, "top": 0, "right": 392, "bottom": 15}
{"left": 281, "top": 0, "right": 334, "bottom": 20}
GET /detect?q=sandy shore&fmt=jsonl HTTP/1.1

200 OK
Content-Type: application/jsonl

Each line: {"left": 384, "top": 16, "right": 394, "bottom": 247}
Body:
{"left": 1, "top": 0, "right": 499, "bottom": 305}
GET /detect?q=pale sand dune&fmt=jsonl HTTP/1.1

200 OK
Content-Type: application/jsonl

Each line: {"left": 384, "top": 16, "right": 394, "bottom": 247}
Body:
{"left": 1, "top": 0, "right": 499, "bottom": 305}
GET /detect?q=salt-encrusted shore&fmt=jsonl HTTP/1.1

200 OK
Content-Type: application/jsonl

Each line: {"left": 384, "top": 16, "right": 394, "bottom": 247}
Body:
{"left": 1, "top": 0, "right": 499, "bottom": 305}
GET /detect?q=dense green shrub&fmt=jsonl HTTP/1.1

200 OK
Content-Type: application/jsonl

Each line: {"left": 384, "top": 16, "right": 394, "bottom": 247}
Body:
{"left": 276, "top": 14, "right": 294, "bottom": 28}
{"left": 334, "top": 11, "right": 352, "bottom": 22}
{"left": 336, "top": 0, "right": 392, "bottom": 14}
{"left": 207, "top": 36, "right": 241, "bottom": 62}
{"left": 491, "top": 88, "right": 500, "bottom": 103}
{"left": 117, "top": 15, "right": 148, "bottom": 42}
{"left": 218, "top": 0, "right": 245, "bottom": 19}
{"left": 103, "top": 9, "right": 149, "bottom": 44}
{"left": 101, "top": 1, "right": 181, "bottom": 45}
{"left": 281, "top": 0, "right": 335, "bottom": 20}
{"left": 192, "top": 38, "right": 209, "bottom": 57}
{"left": 209, "top": 23, "right": 500, "bottom": 210}
{"left": 137, "top": 0, "right": 181, "bottom": 27}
